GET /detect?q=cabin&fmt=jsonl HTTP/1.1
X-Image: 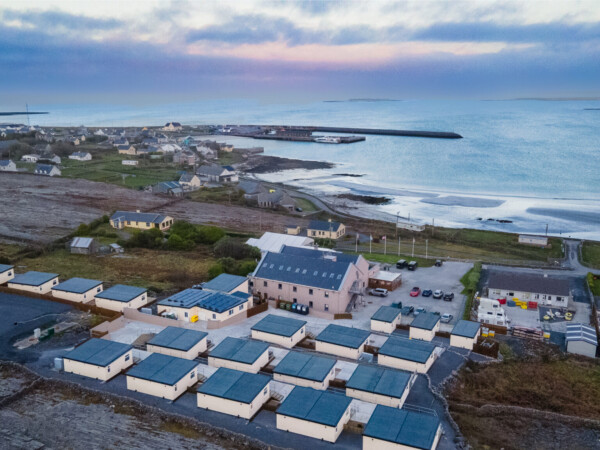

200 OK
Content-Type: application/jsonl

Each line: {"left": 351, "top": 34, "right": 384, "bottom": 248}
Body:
{"left": 315, "top": 324, "right": 370, "bottom": 359}
{"left": 450, "top": 320, "right": 481, "bottom": 350}
{"left": 0, "top": 264, "right": 15, "bottom": 284}
{"left": 69, "top": 237, "right": 97, "bottom": 255}
{"left": 63, "top": 338, "right": 133, "bottom": 382}
{"left": 94, "top": 284, "right": 148, "bottom": 312}
{"left": 370, "top": 306, "right": 402, "bottom": 334}
{"left": 196, "top": 368, "right": 271, "bottom": 419}
{"left": 146, "top": 327, "right": 208, "bottom": 360}
{"left": 346, "top": 365, "right": 415, "bottom": 408}
{"left": 69, "top": 151, "right": 92, "bottom": 161}
{"left": 251, "top": 314, "right": 307, "bottom": 348}
{"left": 276, "top": 387, "right": 352, "bottom": 443}
{"left": 378, "top": 335, "right": 437, "bottom": 374}
{"left": 52, "top": 278, "right": 103, "bottom": 303}
{"left": 126, "top": 353, "right": 198, "bottom": 401}
{"left": 566, "top": 323, "right": 598, "bottom": 358}
{"left": 273, "top": 351, "right": 336, "bottom": 390}
{"left": 208, "top": 337, "right": 270, "bottom": 374}
{"left": 8, "top": 271, "right": 59, "bottom": 294}
{"left": 409, "top": 312, "right": 440, "bottom": 341}
{"left": 110, "top": 211, "right": 173, "bottom": 231}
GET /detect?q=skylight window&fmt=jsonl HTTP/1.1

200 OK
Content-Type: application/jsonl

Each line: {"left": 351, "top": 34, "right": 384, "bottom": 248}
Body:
{"left": 287, "top": 266, "right": 291, "bottom": 271}
{"left": 313, "top": 271, "right": 318, "bottom": 276}
{"left": 322, "top": 272, "right": 327, "bottom": 277}
{"left": 302, "top": 269, "right": 307, "bottom": 274}
{"left": 295, "top": 268, "right": 300, "bottom": 273}
{"left": 279, "top": 265, "right": 284, "bottom": 270}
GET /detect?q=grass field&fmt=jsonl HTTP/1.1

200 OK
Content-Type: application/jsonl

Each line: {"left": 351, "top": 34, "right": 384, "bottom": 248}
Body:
{"left": 582, "top": 241, "right": 600, "bottom": 270}
{"left": 350, "top": 252, "right": 436, "bottom": 267}
{"left": 187, "top": 186, "right": 245, "bottom": 205}
{"left": 294, "top": 197, "right": 318, "bottom": 212}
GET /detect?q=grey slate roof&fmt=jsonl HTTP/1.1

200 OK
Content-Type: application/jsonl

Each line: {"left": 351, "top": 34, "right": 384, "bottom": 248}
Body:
{"left": 487, "top": 271, "right": 570, "bottom": 296}
{"left": 451, "top": 320, "right": 481, "bottom": 338}
{"left": 52, "top": 277, "right": 102, "bottom": 294}
{"left": 209, "top": 337, "right": 269, "bottom": 364}
{"left": 158, "top": 289, "right": 248, "bottom": 313}
{"left": 95, "top": 284, "right": 146, "bottom": 302}
{"left": 10, "top": 271, "right": 58, "bottom": 286}
{"left": 274, "top": 351, "right": 335, "bottom": 382}
{"left": 126, "top": 353, "right": 197, "bottom": 385}
{"left": 70, "top": 237, "right": 94, "bottom": 248}
{"left": 371, "top": 306, "right": 402, "bottom": 323}
{"left": 196, "top": 165, "right": 226, "bottom": 176}
{"left": 253, "top": 249, "right": 354, "bottom": 291}
{"left": 277, "top": 387, "right": 351, "bottom": 427}
{"left": 364, "top": 405, "right": 440, "bottom": 449}
{"left": 566, "top": 323, "right": 598, "bottom": 346}
{"left": 308, "top": 220, "right": 343, "bottom": 232}
{"left": 378, "top": 336, "right": 436, "bottom": 363}
{"left": 251, "top": 314, "right": 306, "bottom": 337}
{"left": 410, "top": 312, "right": 440, "bottom": 331}
{"left": 280, "top": 245, "right": 359, "bottom": 264}
{"left": 202, "top": 273, "right": 247, "bottom": 293}
{"left": 346, "top": 365, "right": 411, "bottom": 398}
{"left": 64, "top": 338, "right": 131, "bottom": 367}
{"left": 197, "top": 367, "right": 270, "bottom": 404}
{"left": 110, "top": 211, "right": 168, "bottom": 225}
{"left": 0, "top": 264, "right": 13, "bottom": 273}
{"left": 179, "top": 172, "right": 197, "bottom": 183}
{"left": 148, "top": 327, "right": 208, "bottom": 351}
{"left": 315, "top": 324, "right": 370, "bottom": 349}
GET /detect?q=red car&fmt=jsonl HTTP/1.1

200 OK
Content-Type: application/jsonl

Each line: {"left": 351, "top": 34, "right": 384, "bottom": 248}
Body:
{"left": 410, "top": 287, "right": 421, "bottom": 297}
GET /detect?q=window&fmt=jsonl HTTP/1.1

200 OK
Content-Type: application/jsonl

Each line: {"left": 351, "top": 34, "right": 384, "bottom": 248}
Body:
{"left": 125, "top": 354, "right": 130, "bottom": 361}
{"left": 263, "top": 281, "right": 268, "bottom": 287}
{"left": 325, "top": 292, "right": 329, "bottom": 298}
{"left": 278, "top": 284, "right": 282, "bottom": 290}
{"left": 309, "top": 301, "right": 313, "bottom": 308}
{"left": 293, "top": 286, "right": 297, "bottom": 292}
{"left": 301, "top": 328, "right": 304, "bottom": 334}
{"left": 212, "top": 313, "right": 216, "bottom": 319}
{"left": 508, "top": 292, "right": 514, "bottom": 297}
{"left": 175, "top": 386, "right": 177, "bottom": 391}
{"left": 142, "top": 295, "right": 146, "bottom": 300}
{"left": 263, "top": 387, "right": 268, "bottom": 395}
{"left": 557, "top": 296, "right": 563, "bottom": 301}
{"left": 302, "top": 269, "right": 307, "bottom": 274}
{"left": 229, "top": 309, "right": 233, "bottom": 315}
{"left": 239, "top": 305, "right": 244, "bottom": 310}
{"left": 309, "top": 289, "right": 313, "bottom": 295}
{"left": 324, "top": 304, "right": 329, "bottom": 311}
{"left": 146, "top": 222, "right": 150, "bottom": 227}
{"left": 184, "top": 312, "right": 188, "bottom": 318}
{"left": 97, "top": 287, "right": 101, "bottom": 293}
{"left": 293, "top": 298, "right": 297, "bottom": 303}
{"left": 83, "top": 294, "right": 86, "bottom": 299}
{"left": 8, "top": 272, "right": 11, "bottom": 276}
{"left": 190, "top": 371, "right": 195, "bottom": 378}
{"left": 107, "top": 366, "right": 111, "bottom": 373}
{"left": 313, "top": 271, "right": 318, "bottom": 276}
{"left": 53, "top": 280, "right": 57, "bottom": 285}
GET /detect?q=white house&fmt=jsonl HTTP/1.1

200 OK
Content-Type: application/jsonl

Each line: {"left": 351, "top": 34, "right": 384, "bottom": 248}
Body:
{"left": 250, "top": 314, "right": 307, "bottom": 348}
{"left": 21, "top": 154, "right": 40, "bottom": 163}
{"left": 8, "top": 271, "right": 59, "bottom": 294}
{"left": 94, "top": 284, "right": 148, "bottom": 312}
{"left": 487, "top": 271, "right": 571, "bottom": 307}
{"left": 162, "top": 122, "right": 183, "bottom": 131}
{"left": 0, "top": 159, "right": 16, "bottom": 172}
{"left": 0, "top": 264, "right": 15, "bottom": 284}
{"left": 450, "top": 320, "right": 481, "bottom": 350}
{"left": 69, "top": 151, "right": 92, "bottom": 161}
{"left": 51, "top": 278, "right": 103, "bottom": 303}
{"left": 146, "top": 327, "right": 208, "bottom": 360}
{"left": 196, "top": 165, "right": 238, "bottom": 184}
{"left": 34, "top": 164, "right": 61, "bottom": 176}
{"left": 208, "top": 337, "right": 270, "bottom": 374}
{"left": 409, "top": 312, "right": 441, "bottom": 342}
{"left": 179, "top": 173, "right": 202, "bottom": 190}
{"left": 63, "top": 338, "right": 133, "bottom": 382}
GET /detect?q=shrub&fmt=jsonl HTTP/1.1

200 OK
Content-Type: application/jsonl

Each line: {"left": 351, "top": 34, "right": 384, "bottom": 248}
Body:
{"left": 166, "top": 233, "right": 194, "bottom": 251}
{"left": 207, "top": 262, "right": 224, "bottom": 279}
{"left": 196, "top": 225, "right": 225, "bottom": 245}
{"left": 125, "top": 228, "right": 164, "bottom": 249}
{"left": 213, "top": 237, "right": 261, "bottom": 260}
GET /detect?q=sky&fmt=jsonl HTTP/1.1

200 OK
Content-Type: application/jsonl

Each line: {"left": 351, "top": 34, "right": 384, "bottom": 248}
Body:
{"left": 1, "top": 0, "right": 600, "bottom": 104}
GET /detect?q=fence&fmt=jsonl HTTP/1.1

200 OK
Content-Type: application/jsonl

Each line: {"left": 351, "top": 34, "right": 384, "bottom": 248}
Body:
{"left": 247, "top": 302, "right": 268, "bottom": 318}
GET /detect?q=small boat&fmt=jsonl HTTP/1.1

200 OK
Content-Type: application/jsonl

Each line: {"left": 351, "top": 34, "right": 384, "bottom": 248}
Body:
{"left": 314, "top": 136, "right": 341, "bottom": 144}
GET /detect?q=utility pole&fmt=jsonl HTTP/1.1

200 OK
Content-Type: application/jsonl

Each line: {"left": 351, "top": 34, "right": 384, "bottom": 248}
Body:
{"left": 425, "top": 239, "right": 428, "bottom": 259}
{"left": 398, "top": 237, "right": 401, "bottom": 256}
{"left": 395, "top": 211, "right": 400, "bottom": 239}
{"left": 545, "top": 224, "right": 548, "bottom": 236}
{"left": 412, "top": 238, "right": 415, "bottom": 257}
{"left": 432, "top": 218, "right": 435, "bottom": 237}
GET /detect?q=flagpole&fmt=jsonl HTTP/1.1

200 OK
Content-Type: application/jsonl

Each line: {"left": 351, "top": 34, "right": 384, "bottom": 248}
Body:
{"left": 384, "top": 237, "right": 387, "bottom": 255}
{"left": 398, "top": 237, "right": 401, "bottom": 256}
{"left": 412, "top": 238, "right": 415, "bottom": 257}
{"left": 369, "top": 235, "right": 372, "bottom": 254}
{"left": 426, "top": 239, "right": 428, "bottom": 259}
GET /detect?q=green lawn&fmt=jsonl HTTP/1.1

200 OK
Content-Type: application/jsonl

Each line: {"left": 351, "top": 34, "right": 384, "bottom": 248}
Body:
{"left": 582, "top": 241, "right": 600, "bottom": 269}
{"left": 294, "top": 197, "right": 319, "bottom": 212}
{"left": 350, "top": 252, "right": 436, "bottom": 268}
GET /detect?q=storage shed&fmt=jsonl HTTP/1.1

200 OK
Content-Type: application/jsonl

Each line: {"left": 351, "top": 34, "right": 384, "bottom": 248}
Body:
{"left": 251, "top": 314, "right": 307, "bottom": 348}
{"left": 450, "top": 320, "right": 481, "bottom": 350}
{"left": 273, "top": 351, "right": 336, "bottom": 390}
{"left": 197, "top": 367, "right": 270, "bottom": 419}
{"left": 8, "top": 271, "right": 59, "bottom": 294}
{"left": 126, "top": 353, "right": 198, "bottom": 401}
{"left": 368, "top": 271, "right": 402, "bottom": 291}
{"left": 147, "top": 327, "right": 208, "bottom": 360}
{"left": 378, "top": 336, "right": 437, "bottom": 374}
{"left": 345, "top": 365, "right": 415, "bottom": 408}
{"left": 363, "top": 405, "right": 442, "bottom": 450}
{"left": 315, "top": 324, "right": 371, "bottom": 359}
{"left": 409, "top": 312, "right": 441, "bottom": 341}
{"left": 208, "top": 337, "right": 270, "bottom": 373}
{"left": 277, "top": 386, "right": 351, "bottom": 443}
{"left": 63, "top": 338, "right": 133, "bottom": 381}
{"left": 94, "top": 284, "right": 148, "bottom": 312}
{"left": 69, "top": 237, "right": 97, "bottom": 255}
{"left": 566, "top": 323, "right": 598, "bottom": 358}
{"left": 0, "top": 264, "right": 14, "bottom": 285}
{"left": 52, "top": 278, "right": 103, "bottom": 303}
{"left": 370, "top": 306, "right": 402, "bottom": 334}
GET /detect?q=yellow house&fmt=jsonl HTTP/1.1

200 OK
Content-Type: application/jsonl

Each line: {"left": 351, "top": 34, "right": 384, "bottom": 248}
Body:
{"left": 52, "top": 277, "right": 103, "bottom": 303}
{"left": 250, "top": 314, "right": 307, "bottom": 348}
{"left": 450, "top": 320, "right": 481, "bottom": 351}
{"left": 94, "top": 284, "right": 148, "bottom": 312}
{"left": 409, "top": 312, "right": 441, "bottom": 342}
{"left": 208, "top": 337, "right": 270, "bottom": 374}
{"left": 307, "top": 219, "right": 346, "bottom": 240}
{"left": 110, "top": 210, "right": 173, "bottom": 231}
{"left": 370, "top": 306, "right": 402, "bottom": 334}
{"left": 63, "top": 338, "right": 133, "bottom": 382}
{"left": 146, "top": 327, "right": 208, "bottom": 360}
{"left": 8, "top": 271, "right": 59, "bottom": 294}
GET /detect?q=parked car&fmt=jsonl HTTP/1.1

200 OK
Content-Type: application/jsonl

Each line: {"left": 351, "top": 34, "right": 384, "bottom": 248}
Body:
{"left": 295, "top": 207, "right": 303, "bottom": 212}
{"left": 396, "top": 259, "right": 407, "bottom": 269}
{"left": 435, "top": 259, "right": 443, "bottom": 267}
{"left": 443, "top": 292, "right": 455, "bottom": 301}
{"left": 403, "top": 305, "right": 414, "bottom": 314}
{"left": 422, "top": 289, "right": 433, "bottom": 297}
{"left": 441, "top": 313, "right": 453, "bottom": 323}
{"left": 407, "top": 261, "right": 418, "bottom": 271}
{"left": 432, "top": 289, "right": 444, "bottom": 299}
{"left": 369, "top": 288, "right": 389, "bottom": 297}
{"left": 414, "top": 307, "right": 426, "bottom": 316}
{"left": 409, "top": 287, "right": 421, "bottom": 297}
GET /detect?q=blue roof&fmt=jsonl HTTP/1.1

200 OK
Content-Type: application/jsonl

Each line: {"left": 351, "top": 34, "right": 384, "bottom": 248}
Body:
{"left": 451, "top": 320, "right": 481, "bottom": 338}
{"left": 202, "top": 273, "right": 247, "bottom": 293}
{"left": 371, "top": 306, "right": 402, "bottom": 323}
{"left": 0, "top": 264, "right": 13, "bottom": 273}
{"left": 364, "top": 405, "right": 441, "bottom": 449}
{"left": 378, "top": 336, "right": 436, "bottom": 363}
{"left": 210, "top": 337, "right": 269, "bottom": 364}
{"left": 64, "top": 338, "right": 131, "bottom": 367}
{"left": 316, "top": 324, "right": 370, "bottom": 349}
{"left": 251, "top": 314, "right": 306, "bottom": 337}
{"left": 148, "top": 327, "right": 208, "bottom": 351}
{"left": 158, "top": 289, "right": 247, "bottom": 313}
{"left": 95, "top": 284, "right": 147, "bottom": 302}
{"left": 274, "top": 351, "right": 336, "bottom": 382}
{"left": 308, "top": 220, "right": 343, "bottom": 232}
{"left": 52, "top": 277, "right": 102, "bottom": 294}
{"left": 277, "top": 387, "right": 352, "bottom": 427}
{"left": 254, "top": 250, "right": 354, "bottom": 291}
{"left": 35, "top": 164, "right": 56, "bottom": 174}
{"left": 10, "top": 271, "right": 58, "bottom": 286}
{"left": 280, "top": 245, "right": 359, "bottom": 264}
{"left": 346, "top": 365, "right": 411, "bottom": 398}
{"left": 411, "top": 312, "right": 441, "bottom": 331}
{"left": 110, "top": 211, "right": 168, "bottom": 224}
{"left": 126, "top": 353, "right": 198, "bottom": 385}
{"left": 197, "top": 368, "right": 270, "bottom": 404}
{"left": 0, "top": 160, "right": 14, "bottom": 167}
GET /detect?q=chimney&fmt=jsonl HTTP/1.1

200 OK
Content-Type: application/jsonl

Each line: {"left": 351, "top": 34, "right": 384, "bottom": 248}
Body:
{"left": 136, "top": 209, "right": 141, "bottom": 213}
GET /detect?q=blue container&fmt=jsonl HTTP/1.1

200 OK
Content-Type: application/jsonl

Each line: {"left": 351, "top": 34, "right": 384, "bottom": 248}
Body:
{"left": 291, "top": 304, "right": 298, "bottom": 313}
{"left": 507, "top": 300, "right": 516, "bottom": 307}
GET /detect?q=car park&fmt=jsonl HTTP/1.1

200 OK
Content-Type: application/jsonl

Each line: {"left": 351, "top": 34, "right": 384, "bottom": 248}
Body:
{"left": 443, "top": 292, "right": 455, "bottom": 301}
{"left": 407, "top": 261, "right": 418, "bottom": 271}
{"left": 369, "top": 288, "right": 389, "bottom": 297}
{"left": 409, "top": 287, "right": 421, "bottom": 297}
{"left": 414, "top": 307, "right": 426, "bottom": 316}
{"left": 396, "top": 259, "right": 407, "bottom": 269}
{"left": 432, "top": 289, "right": 444, "bottom": 299}
{"left": 422, "top": 289, "right": 432, "bottom": 297}
{"left": 441, "top": 313, "right": 453, "bottom": 323}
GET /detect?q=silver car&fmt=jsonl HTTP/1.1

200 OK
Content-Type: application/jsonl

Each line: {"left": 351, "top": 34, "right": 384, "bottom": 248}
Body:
{"left": 369, "top": 288, "right": 389, "bottom": 297}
